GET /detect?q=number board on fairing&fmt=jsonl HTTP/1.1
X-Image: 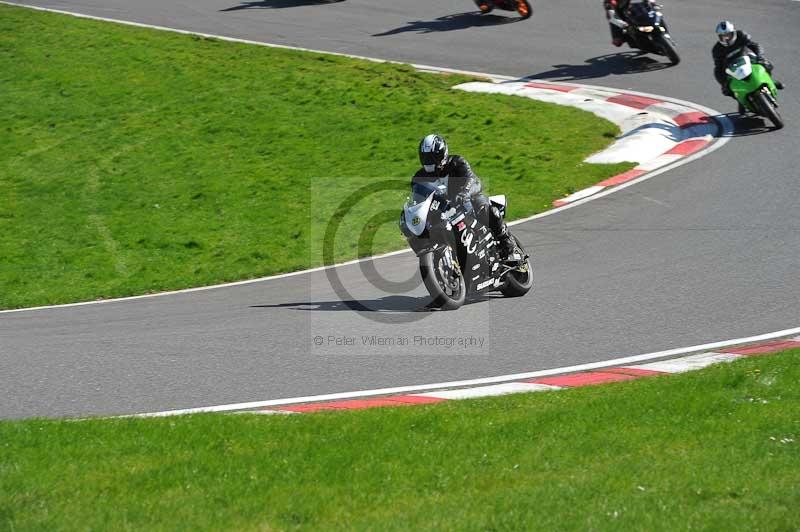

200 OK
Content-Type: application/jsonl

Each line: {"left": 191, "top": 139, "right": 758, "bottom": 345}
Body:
{"left": 456, "top": 217, "right": 500, "bottom": 293}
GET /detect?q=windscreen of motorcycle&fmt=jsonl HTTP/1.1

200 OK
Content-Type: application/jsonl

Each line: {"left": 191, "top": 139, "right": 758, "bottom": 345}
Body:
{"left": 726, "top": 55, "right": 753, "bottom": 80}
{"left": 409, "top": 180, "right": 445, "bottom": 204}
{"left": 403, "top": 191, "right": 434, "bottom": 236}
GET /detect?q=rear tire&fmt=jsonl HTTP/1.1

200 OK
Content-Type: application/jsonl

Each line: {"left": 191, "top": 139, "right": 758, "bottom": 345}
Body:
{"left": 420, "top": 250, "right": 466, "bottom": 310}
{"left": 499, "top": 235, "right": 534, "bottom": 298}
{"left": 658, "top": 34, "right": 680, "bottom": 65}
{"left": 516, "top": 0, "right": 532, "bottom": 19}
{"left": 755, "top": 91, "right": 783, "bottom": 130}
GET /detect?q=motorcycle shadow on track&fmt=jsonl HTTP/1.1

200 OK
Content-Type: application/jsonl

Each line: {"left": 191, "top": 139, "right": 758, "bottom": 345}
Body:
{"left": 523, "top": 52, "right": 671, "bottom": 82}
{"left": 716, "top": 113, "right": 778, "bottom": 136}
{"left": 220, "top": 0, "right": 343, "bottom": 11}
{"left": 250, "top": 294, "right": 501, "bottom": 313}
{"left": 373, "top": 12, "right": 521, "bottom": 37}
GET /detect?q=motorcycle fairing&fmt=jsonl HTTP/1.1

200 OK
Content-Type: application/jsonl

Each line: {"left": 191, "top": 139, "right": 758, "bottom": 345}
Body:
{"left": 726, "top": 55, "right": 778, "bottom": 110}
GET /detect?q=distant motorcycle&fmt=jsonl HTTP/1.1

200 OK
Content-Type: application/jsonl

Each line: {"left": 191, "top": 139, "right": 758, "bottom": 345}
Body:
{"left": 400, "top": 181, "right": 533, "bottom": 310}
{"left": 726, "top": 54, "right": 783, "bottom": 129}
{"left": 474, "top": 0, "right": 532, "bottom": 19}
{"left": 623, "top": 0, "right": 679, "bottom": 64}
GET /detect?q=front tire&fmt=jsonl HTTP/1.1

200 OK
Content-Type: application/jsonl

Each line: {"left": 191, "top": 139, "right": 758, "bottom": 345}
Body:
{"left": 499, "top": 235, "right": 534, "bottom": 298}
{"left": 657, "top": 33, "right": 680, "bottom": 65}
{"left": 420, "top": 249, "right": 466, "bottom": 310}
{"left": 516, "top": 0, "right": 532, "bottom": 19}
{"left": 755, "top": 90, "right": 783, "bottom": 130}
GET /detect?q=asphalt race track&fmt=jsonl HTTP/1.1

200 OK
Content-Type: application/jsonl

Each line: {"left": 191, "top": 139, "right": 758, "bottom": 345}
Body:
{"left": 1, "top": 0, "right": 798, "bottom": 418}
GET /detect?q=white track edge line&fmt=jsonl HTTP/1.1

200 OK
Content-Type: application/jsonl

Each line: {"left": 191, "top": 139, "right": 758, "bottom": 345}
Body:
{"left": 0, "top": 1, "right": 730, "bottom": 315}
{"left": 135, "top": 325, "right": 800, "bottom": 417}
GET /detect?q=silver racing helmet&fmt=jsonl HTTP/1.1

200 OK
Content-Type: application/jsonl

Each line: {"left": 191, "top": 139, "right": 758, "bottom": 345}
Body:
{"left": 716, "top": 20, "right": 737, "bottom": 46}
{"left": 418, "top": 134, "right": 448, "bottom": 173}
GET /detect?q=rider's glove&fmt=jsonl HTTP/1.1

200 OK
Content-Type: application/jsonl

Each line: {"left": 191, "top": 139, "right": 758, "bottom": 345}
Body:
{"left": 721, "top": 85, "right": 732, "bottom": 96}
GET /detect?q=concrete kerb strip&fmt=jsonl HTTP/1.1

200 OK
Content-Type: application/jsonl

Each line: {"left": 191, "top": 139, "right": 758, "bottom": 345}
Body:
{"left": 0, "top": 0, "right": 729, "bottom": 315}
{"left": 245, "top": 336, "right": 800, "bottom": 415}
{"left": 455, "top": 79, "right": 723, "bottom": 207}
{"left": 134, "top": 328, "right": 800, "bottom": 417}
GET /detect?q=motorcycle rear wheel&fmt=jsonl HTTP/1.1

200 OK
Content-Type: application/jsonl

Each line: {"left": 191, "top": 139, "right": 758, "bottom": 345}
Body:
{"left": 516, "top": 0, "right": 532, "bottom": 19}
{"left": 420, "top": 249, "right": 466, "bottom": 310}
{"left": 755, "top": 90, "right": 783, "bottom": 130}
{"left": 499, "top": 235, "right": 534, "bottom": 298}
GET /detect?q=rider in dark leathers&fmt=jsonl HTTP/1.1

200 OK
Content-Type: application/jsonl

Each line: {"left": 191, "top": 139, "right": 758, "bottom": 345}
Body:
{"left": 712, "top": 21, "right": 783, "bottom": 99}
{"left": 604, "top": 0, "right": 632, "bottom": 47}
{"left": 412, "top": 134, "right": 515, "bottom": 258}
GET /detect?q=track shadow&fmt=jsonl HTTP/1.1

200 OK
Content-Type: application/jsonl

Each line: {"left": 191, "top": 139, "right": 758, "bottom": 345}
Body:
{"left": 251, "top": 293, "right": 501, "bottom": 313}
{"left": 373, "top": 11, "right": 520, "bottom": 37}
{"left": 716, "top": 113, "right": 778, "bottom": 137}
{"left": 618, "top": 121, "right": 683, "bottom": 142}
{"left": 221, "top": 0, "right": 343, "bottom": 11}
{"left": 252, "top": 296, "right": 427, "bottom": 313}
{"left": 522, "top": 52, "right": 672, "bottom": 82}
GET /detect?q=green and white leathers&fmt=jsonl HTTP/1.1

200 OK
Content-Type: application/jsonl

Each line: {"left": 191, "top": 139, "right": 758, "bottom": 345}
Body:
{"left": 726, "top": 54, "right": 783, "bottom": 129}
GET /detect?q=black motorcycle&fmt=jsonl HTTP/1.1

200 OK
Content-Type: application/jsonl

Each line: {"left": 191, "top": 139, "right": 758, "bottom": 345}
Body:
{"left": 624, "top": 0, "right": 679, "bottom": 64}
{"left": 400, "top": 181, "right": 533, "bottom": 310}
{"left": 474, "top": 0, "right": 532, "bottom": 19}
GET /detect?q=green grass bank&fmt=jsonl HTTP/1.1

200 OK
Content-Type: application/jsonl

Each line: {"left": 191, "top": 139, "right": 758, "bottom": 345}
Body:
{"left": 1, "top": 349, "right": 798, "bottom": 530}
{"left": 0, "top": 5, "right": 632, "bottom": 309}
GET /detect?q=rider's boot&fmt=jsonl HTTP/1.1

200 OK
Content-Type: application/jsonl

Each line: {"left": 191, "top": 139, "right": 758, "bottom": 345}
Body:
{"left": 492, "top": 221, "right": 517, "bottom": 260}
{"left": 610, "top": 24, "right": 625, "bottom": 47}
{"left": 485, "top": 205, "right": 516, "bottom": 259}
{"left": 499, "top": 231, "right": 516, "bottom": 260}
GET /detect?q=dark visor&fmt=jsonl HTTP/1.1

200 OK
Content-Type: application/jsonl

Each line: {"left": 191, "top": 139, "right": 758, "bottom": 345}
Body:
{"left": 420, "top": 151, "right": 441, "bottom": 166}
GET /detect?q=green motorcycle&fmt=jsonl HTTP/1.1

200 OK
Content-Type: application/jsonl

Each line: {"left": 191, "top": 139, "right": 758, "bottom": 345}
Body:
{"left": 726, "top": 54, "right": 783, "bottom": 129}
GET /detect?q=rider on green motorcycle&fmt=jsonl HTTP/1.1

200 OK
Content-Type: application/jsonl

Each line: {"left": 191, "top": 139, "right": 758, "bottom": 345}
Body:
{"left": 712, "top": 20, "right": 784, "bottom": 103}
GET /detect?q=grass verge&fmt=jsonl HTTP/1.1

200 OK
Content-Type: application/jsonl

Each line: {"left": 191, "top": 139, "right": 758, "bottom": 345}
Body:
{"left": 0, "top": 4, "right": 632, "bottom": 309}
{"left": 1, "top": 349, "right": 798, "bottom": 530}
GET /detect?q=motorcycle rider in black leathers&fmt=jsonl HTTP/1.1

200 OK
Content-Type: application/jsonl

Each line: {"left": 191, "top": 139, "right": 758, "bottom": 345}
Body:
{"left": 713, "top": 20, "right": 783, "bottom": 106}
{"left": 412, "top": 134, "right": 516, "bottom": 258}
{"left": 605, "top": 0, "right": 669, "bottom": 48}
{"left": 604, "top": 0, "right": 632, "bottom": 47}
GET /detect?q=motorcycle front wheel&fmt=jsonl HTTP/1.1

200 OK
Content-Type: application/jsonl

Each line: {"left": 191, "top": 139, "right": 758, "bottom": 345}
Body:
{"left": 500, "top": 235, "right": 534, "bottom": 298}
{"left": 656, "top": 33, "right": 680, "bottom": 65}
{"left": 755, "top": 90, "right": 783, "bottom": 130}
{"left": 420, "top": 249, "right": 466, "bottom": 310}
